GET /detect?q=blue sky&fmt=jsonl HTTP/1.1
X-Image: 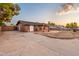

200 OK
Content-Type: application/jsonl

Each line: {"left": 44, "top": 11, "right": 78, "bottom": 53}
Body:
{"left": 11, "top": 3, "right": 79, "bottom": 25}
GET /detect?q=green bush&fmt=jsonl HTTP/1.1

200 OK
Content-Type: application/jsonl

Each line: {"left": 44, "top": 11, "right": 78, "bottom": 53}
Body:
{"left": 0, "top": 21, "right": 5, "bottom": 26}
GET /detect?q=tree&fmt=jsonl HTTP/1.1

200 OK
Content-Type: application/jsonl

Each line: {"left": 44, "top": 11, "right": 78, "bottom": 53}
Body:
{"left": 69, "top": 22, "right": 78, "bottom": 28}
{"left": 48, "top": 21, "right": 56, "bottom": 26}
{"left": 66, "top": 22, "right": 78, "bottom": 32}
{"left": 0, "top": 3, "right": 20, "bottom": 22}
{"left": 66, "top": 23, "right": 70, "bottom": 28}
{"left": 0, "top": 21, "right": 5, "bottom": 26}
{"left": 73, "top": 22, "right": 78, "bottom": 28}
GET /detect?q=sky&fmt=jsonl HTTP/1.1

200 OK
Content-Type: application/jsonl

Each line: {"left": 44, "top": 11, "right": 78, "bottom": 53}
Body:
{"left": 11, "top": 3, "right": 79, "bottom": 25}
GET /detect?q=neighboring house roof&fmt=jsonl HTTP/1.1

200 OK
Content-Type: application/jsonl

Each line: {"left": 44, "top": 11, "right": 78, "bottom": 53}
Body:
{"left": 16, "top": 20, "right": 48, "bottom": 26}
{"left": 49, "top": 26, "right": 71, "bottom": 30}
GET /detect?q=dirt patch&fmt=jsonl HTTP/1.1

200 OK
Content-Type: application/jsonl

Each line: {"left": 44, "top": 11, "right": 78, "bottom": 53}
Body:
{"left": 35, "top": 31, "right": 79, "bottom": 39}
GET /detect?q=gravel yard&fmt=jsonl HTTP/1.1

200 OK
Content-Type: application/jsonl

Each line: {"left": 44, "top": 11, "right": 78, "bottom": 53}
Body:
{"left": 0, "top": 31, "right": 79, "bottom": 56}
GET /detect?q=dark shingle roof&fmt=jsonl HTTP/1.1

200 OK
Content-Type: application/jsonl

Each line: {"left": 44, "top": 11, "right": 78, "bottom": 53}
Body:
{"left": 16, "top": 20, "right": 48, "bottom": 26}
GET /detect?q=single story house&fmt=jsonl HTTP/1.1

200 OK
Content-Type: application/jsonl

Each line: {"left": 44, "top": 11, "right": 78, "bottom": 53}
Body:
{"left": 16, "top": 20, "right": 49, "bottom": 32}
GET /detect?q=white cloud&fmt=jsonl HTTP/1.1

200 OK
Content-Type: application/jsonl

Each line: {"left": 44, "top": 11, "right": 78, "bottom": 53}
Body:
{"left": 56, "top": 3, "right": 79, "bottom": 15}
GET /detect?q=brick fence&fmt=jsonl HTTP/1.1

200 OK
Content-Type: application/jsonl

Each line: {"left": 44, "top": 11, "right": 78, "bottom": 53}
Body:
{"left": 1, "top": 26, "right": 16, "bottom": 31}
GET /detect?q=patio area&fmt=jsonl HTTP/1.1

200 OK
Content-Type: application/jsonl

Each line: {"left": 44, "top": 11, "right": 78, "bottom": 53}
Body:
{"left": 0, "top": 31, "right": 79, "bottom": 56}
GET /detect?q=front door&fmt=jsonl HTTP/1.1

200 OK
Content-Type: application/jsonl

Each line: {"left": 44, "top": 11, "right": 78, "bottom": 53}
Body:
{"left": 30, "top": 26, "right": 34, "bottom": 32}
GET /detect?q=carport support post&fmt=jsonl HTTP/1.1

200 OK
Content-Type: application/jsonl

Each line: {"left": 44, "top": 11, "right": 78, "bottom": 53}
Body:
{"left": 42, "top": 26, "right": 44, "bottom": 32}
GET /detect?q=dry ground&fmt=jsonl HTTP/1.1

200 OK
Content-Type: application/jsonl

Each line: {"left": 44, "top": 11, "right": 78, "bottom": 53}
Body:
{"left": 0, "top": 31, "right": 79, "bottom": 56}
{"left": 35, "top": 31, "right": 79, "bottom": 39}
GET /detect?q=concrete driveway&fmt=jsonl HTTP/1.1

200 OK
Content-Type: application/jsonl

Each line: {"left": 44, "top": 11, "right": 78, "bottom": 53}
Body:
{"left": 0, "top": 31, "right": 79, "bottom": 56}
